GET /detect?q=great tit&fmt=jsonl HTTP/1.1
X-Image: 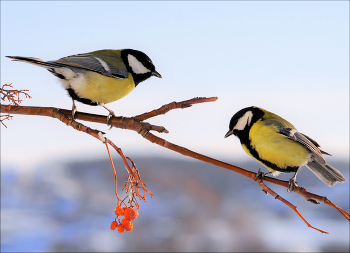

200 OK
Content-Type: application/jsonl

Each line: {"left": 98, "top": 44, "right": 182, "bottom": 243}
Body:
{"left": 6, "top": 49, "right": 162, "bottom": 124}
{"left": 224, "top": 106, "right": 347, "bottom": 191}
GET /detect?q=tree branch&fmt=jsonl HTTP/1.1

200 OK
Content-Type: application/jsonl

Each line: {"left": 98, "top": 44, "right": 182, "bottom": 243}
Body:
{"left": 1, "top": 96, "right": 349, "bottom": 233}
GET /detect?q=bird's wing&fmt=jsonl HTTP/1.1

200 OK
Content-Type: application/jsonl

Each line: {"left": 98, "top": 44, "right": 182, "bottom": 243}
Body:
{"left": 54, "top": 53, "right": 129, "bottom": 79}
{"left": 275, "top": 125, "right": 327, "bottom": 165}
{"left": 299, "top": 133, "right": 331, "bottom": 156}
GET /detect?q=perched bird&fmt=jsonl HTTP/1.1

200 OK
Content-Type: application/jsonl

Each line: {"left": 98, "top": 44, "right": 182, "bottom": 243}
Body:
{"left": 224, "top": 106, "right": 346, "bottom": 191}
{"left": 6, "top": 49, "right": 162, "bottom": 124}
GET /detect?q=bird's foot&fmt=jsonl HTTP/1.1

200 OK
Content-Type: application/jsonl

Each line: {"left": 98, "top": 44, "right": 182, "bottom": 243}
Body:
{"left": 107, "top": 112, "right": 115, "bottom": 130}
{"left": 288, "top": 178, "right": 298, "bottom": 192}
{"left": 71, "top": 100, "right": 77, "bottom": 120}
{"left": 255, "top": 168, "right": 264, "bottom": 181}
{"left": 99, "top": 103, "right": 115, "bottom": 129}
{"left": 255, "top": 168, "right": 271, "bottom": 182}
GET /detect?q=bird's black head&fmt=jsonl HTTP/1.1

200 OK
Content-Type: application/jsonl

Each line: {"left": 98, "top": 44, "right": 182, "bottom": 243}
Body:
{"left": 121, "top": 49, "right": 161, "bottom": 86}
{"left": 224, "top": 106, "right": 264, "bottom": 140}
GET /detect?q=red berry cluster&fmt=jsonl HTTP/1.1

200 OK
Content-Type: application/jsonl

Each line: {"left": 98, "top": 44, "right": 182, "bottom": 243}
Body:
{"left": 110, "top": 206, "right": 139, "bottom": 233}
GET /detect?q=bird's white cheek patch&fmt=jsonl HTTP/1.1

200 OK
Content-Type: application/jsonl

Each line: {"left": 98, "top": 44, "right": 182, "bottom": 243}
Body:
{"left": 233, "top": 111, "right": 253, "bottom": 130}
{"left": 127, "top": 54, "right": 150, "bottom": 74}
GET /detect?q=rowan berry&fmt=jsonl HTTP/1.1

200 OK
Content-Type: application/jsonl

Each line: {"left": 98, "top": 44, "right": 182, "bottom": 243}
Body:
{"left": 121, "top": 218, "right": 133, "bottom": 231}
{"left": 110, "top": 220, "right": 118, "bottom": 230}
{"left": 124, "top": 221, "right": 133, "bottom": 232}
{"left": 114, "top": 206, "right": 124, "bottom": 216}
{"left": 124, "top": 208, "right": 139, "bottom": 221}
{"left": 117, "top": 224, "right": 125, "bottom": 233}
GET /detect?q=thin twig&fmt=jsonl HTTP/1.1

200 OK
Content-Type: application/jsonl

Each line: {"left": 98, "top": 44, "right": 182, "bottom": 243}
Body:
{"left": 254, "top": 173, "right": 329, "bottom": 234}
{"left": 49, "top": 109, "right": 154, "bottom": 208}
{"left": 134, "top": 97, "right": 218, "bottom": 121}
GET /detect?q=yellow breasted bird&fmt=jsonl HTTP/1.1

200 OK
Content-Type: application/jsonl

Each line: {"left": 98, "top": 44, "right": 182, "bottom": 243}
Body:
{"left": 6, "top": 49, "right": 162, "bottom": 124}
{"left": 224, "top": 106, "right": 347, "bottom": 191}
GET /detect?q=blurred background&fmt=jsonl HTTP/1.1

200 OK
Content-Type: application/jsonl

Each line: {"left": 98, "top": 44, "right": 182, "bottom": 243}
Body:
{"left": 1, "top": 1, "right": 349, "bottom": 252}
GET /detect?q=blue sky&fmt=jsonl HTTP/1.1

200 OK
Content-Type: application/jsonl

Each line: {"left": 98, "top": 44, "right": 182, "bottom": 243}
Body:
{"left": 1, "top": 1, "right": 349, "bottom": 171}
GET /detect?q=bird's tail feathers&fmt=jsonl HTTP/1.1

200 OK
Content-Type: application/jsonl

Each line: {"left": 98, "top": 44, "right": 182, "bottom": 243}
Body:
{"left": 6, "top": 56, "right": 60, "bottom": 69}
{"left": 306, "top": 160, "right": 347, "bottom": 186}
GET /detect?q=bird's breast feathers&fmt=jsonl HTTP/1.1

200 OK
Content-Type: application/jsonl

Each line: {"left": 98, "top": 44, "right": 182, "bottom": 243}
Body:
{"left": 59, "top": 71, "right": 135, "bottom": 104}
{"left": 247, "top": 119, "right": 311, "bottom": 170}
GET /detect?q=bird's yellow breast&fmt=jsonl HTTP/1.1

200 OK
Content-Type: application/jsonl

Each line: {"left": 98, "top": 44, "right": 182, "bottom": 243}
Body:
{"left": 72, "top": 72, "right": 135, "bottom": 104}
{"left": 246, "top": 119, "right": 310, "bottom": 171}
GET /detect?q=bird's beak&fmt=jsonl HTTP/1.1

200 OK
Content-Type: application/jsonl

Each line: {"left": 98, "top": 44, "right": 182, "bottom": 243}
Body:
{"left": 224, "top": 130, "right": 233, "bottom": 138}
{"left": 152, "top": 71, "right": 162, "bottom": 78}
